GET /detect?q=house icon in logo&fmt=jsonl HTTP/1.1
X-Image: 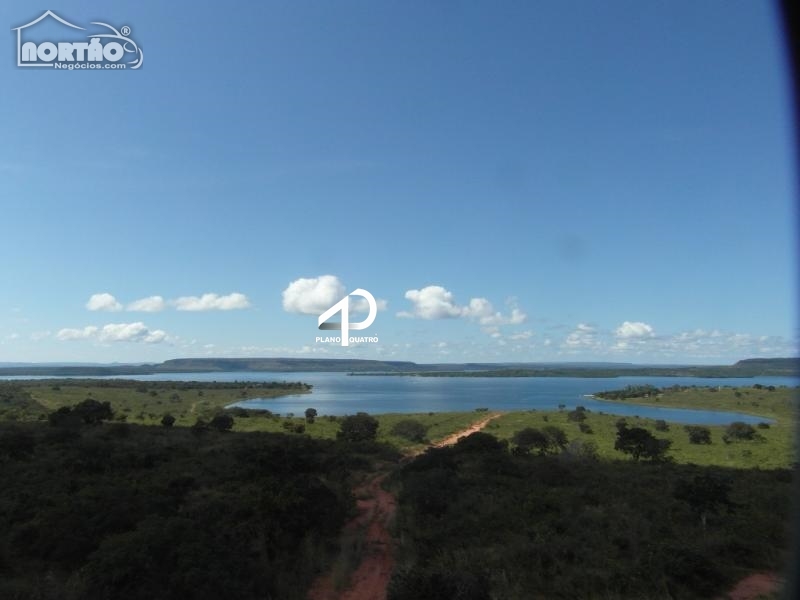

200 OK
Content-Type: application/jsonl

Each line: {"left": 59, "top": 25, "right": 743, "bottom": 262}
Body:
{"left": 11, "top": 10, "right": 143, "bottom": 69}
{"left": 12, "top": 10, "right": 85, "bottom": 67}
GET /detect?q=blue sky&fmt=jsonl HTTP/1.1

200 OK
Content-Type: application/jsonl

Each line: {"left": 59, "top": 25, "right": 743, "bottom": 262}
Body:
{"left": 0, "top": 1, "right": 796, "bottom": 364}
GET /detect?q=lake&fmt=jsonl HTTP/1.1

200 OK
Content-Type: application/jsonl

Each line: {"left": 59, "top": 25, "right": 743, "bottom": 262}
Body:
{"left": 3, "top": 371, "right": 795, "bottom": 424}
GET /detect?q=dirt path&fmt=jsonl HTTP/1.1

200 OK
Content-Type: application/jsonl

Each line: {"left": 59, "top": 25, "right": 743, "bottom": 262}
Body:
{"left": 431, "top": 413, "right": 502, "bottom": 448}
{"left": 721, "top": 572, "right": 783, "bottom": 600}
{"left": 307, "top": 414, "right": 500, "bottom": 600}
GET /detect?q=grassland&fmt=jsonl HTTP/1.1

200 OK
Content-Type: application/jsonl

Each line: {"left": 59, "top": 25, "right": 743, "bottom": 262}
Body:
{"left": 2, "top": 379, "right": 490, "bottom": 452}
{"left": 3, "top": 380, "right": 797, "bottom": 466}
{"left": 14, "top": 379, "right": 310, "bottom": 426}
{"left": 489, "top": 385, "right": 797, "bottom": 469}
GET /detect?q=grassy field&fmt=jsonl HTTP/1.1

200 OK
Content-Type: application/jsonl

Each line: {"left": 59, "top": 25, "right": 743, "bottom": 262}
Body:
{"left": 18, "top": 379, "right": 310, "bottom": 426}
{"left": 4, "top": 380, "right": 489, "bottom": 452}
{"left": 202, "top": 409, "right": 490, "bottom": 451}
{"left": 489, "top": 385, "right": 798, "bottom": 469}
{"left": 4, "top": 380, "right": 797, "bottom": 466}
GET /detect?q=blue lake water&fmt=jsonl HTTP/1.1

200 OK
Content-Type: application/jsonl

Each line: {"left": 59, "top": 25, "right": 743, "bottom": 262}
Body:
{"left": 3, "top": 371, "right": 796, "bottom": 424}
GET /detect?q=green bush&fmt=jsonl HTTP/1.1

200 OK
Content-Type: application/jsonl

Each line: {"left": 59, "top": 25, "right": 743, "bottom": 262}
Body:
{"left": 390, "top": 419, "right": 428, "bottom": 443}
{"left": 337, "top": 413, "right": 379, "bottom": 443}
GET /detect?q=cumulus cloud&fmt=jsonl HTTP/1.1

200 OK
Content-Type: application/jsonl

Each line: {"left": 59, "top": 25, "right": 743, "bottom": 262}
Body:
{"left": 86, "top": 293, "right": 122, "bottom": 312}
{"left": 57, "top": 322, "right": 167, "bottom": 344}
{"left": 172, "top": 292, "right": 251, "bottom": 311}
{"left": 127, "top": 295, "right": 166, "bottom": 312}
{"left": 398, "top": 285, "right": 527, "bottom": 326}
{"left": 398, "top": 286, "right": 463, "bottom": 319}
{"left": 282, "top": 275, "right": 387, "bottom": 315}
{"left": 282, "top": 275, "right": 346, "bottom": 315}
{"left": 615, "top": 321, "right": 655, "bottom": 339}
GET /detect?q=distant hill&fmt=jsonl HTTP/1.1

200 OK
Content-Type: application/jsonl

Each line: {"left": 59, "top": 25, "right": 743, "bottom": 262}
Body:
{"left": 730, "top": 357, "right": 799, "bottom": 375}
{"left": 156, "top": 358, "right": 418, "bottom": 373}
{"left": 0, "top": 357, "right": 796, "bottom": 378}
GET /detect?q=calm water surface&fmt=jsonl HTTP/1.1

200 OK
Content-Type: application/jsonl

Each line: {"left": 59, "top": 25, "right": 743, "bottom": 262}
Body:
{"left": 4, "top": 371, "right": 796, "bottom": 425}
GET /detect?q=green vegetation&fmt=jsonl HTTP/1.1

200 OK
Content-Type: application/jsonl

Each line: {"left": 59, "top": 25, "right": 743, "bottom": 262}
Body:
{"left": 594, "top": 383, "right": 796, "bottom": 421}
{"left": 0, "top": 417, "right": 400, "bottom": 599}
{"left": 337, "top": 412, "right": 380, "bottom": 442}
{"left": 390, "top": 419, "right": 428, "bottom": 443}
{"left": 0, "top": 379, "right": 310, "bottom": 426}
{"left": 388, "top": 433, "right": 793, "bottom": 599}
{"left": 488, "top": 385, "right": 797, "bottom": 469}
{"left": 0, "top": 379, "right": 796, "bottom": 598}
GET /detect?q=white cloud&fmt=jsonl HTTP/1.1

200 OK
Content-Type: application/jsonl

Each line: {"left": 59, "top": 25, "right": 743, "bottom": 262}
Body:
{"left": 57, "top": 326, "right": 98, "bottom": 341}
{"left": 173, "top": 292, "right": 251, "bottom": 311}
{"left": 615, "top": 321, "right": 655, "bottom": 339}
{"left": 128, "top": 295, "right": 166, "bottom": 312}
{"left": 283, "top": 275, "right": 346, "bottom": 315}
{"left": 398, "top": 286, "right": 463, "bottom": 319}
{"left": 86, "top": 293, "right": 122, "bottom": 312}
{"left": 462, "top": 298, "right": 527, "bottom": 325}
{"left": 97, "top": 322, "right": 166, "bottom": 343}
{"left": 282, "top": 275, "right": 387, "bottom": 316}
{"left": 564, "top": 323, "right": 599, "bottom": 349}
{"left": 57, "top": 322, "right": 167, "bottom": 344}
{"left": 398, "top": 285, "right": 527, "bottom": 326}
{"left": 509, "top": 330, "right": 534, "bottom": 341}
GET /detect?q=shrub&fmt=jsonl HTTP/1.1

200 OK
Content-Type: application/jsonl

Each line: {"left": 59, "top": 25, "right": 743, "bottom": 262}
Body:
{"left": 685, "top": 425, "right": 712, "bottom": 445}
{"left": 655, "top": 419, "right": 669, "bottom": 432}
{"left": 161, "top": 414, "right": 176, "bottom": 428}
{"left": 512, "top": 426, "right": 567, "bottom": 455}
{"left": 337, "top": 413, "right": 379, "bottom": 443}
{"left": 390, "top": 419, "right": 428, "bottom": 443}
{"left": 562, "top": 439, "right": 599, "bottom": 461}
{"left": 567, "top": 409, "right": 587, "bottom": 422}
{"left": 578, "top": 422, "right": 593, "bottom": 434}
{"left": 208, "top": 414, "right": 234, "bottom": 432}
{"left": 304, "top": 408, "right": 317, "bottom": 423}
{"left": 756, "top": 422, "right": 770, "bottom": 429}
{"left": 723, "top": 421, "right": 756, "bottom": 442}
{"left": 614, "top": 426, "right": 671, "bottom": 461}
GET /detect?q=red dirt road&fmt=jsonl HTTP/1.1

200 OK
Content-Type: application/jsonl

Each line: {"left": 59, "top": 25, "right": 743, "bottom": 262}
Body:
{"left": 307, "top": 415, "right": 500, "bottom": 600}
{"left": 722, "top": 572, "right": 783, "bottom": 600}
{"left": 432, "top": 413, "right": 501, "bottom": 448}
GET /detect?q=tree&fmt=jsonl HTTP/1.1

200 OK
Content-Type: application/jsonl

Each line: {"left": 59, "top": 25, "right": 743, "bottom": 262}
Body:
{"left": 614, "top": 425, "right": 671, "bottom": 461}
{"left": 512, "top": 426, "right": 567, "bottom": 455}
{"left": 337, "top": 412, "right": 379, "bottom": 443}
{"left": 723, "top": 421, "right": 756, "bottom": 442}
{"left": 674, "top": 474, "right": 735, "bottom": 530}
{"left": 391, "top": 419, "right": 428, "bottom": 443}
{"left": 685, "top": 425, "right": 711, "bottom": 445}
{"left": 48, "top": 400, "right": 113, "bottom": 427}
{"left": 209, "top": 413, "right": 234, "bottom": 432}
{"left": 542, "top": 425, "right": 568, "bottom": 452}
{"left": 73, "top": 399, "right": 114, "bottom": 424}
{"left": 567, "top": 408, "right": 587, "bottom": 422}
{"left": 161, "top": 414, "right": 176, "bottom": 428}
{"left": 654, "top": 420, "right": 669, "bottom": 432}
{"left": 304, "top": 408, "right": 318, "bottom": 423}
{"left": 511, "top": 428, "right": 549, "bottom": 454}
